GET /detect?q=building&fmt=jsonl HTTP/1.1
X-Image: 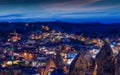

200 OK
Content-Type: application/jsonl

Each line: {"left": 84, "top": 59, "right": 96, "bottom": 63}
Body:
{"left": 38, "top": 59, "right": 57, "bottom": 75}
{"left": 55, "top": 51, "right": 64, "bottom": 69}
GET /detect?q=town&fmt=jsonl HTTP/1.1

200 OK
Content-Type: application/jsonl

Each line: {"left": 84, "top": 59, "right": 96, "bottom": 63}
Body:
{"left": 0, "top": 22, "right": 120, "bottom": 75}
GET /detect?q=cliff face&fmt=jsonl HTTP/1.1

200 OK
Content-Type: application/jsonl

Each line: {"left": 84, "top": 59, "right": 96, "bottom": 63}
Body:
{"left": 69, "top": 51, "right": 95, "bottom": 75}
{"left": 69, "top": 52, "right": 87, "bottom": 75}
{"left": 96, "top": 42, "right": 115, "bottom": 75}
{"left": 115, "top": 51, "right": 120, "bottom": 75}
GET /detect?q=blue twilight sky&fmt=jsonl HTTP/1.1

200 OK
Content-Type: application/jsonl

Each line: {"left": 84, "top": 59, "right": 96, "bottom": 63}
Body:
{"left": 0, "top": 0, "right": 120, "bottom": 23}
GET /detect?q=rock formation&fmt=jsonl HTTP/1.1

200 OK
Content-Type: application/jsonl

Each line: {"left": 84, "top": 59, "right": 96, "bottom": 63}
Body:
{"left": 69, "top": 50, "right": 95, "bottom": 75}
{"left": 96, "top": 42, "right": 115, "bottom": 75}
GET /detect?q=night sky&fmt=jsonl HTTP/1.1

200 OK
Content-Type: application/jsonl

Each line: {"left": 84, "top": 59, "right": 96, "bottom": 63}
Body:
{"left": 0, "top": 0, "right": 120, "bottom": 23}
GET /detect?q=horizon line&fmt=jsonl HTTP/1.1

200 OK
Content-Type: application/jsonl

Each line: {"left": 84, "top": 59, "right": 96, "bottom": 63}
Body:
{"left": 0, "top": 21, "right": 120, "bottom": 24}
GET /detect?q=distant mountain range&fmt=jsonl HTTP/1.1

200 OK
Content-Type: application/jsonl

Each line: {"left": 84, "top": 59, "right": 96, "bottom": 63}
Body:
{"left": 0, "top": 22, "right": 120, "bottom": 37}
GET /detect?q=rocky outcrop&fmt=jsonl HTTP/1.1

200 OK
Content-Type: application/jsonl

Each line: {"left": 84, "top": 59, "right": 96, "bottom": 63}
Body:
{"left": 96, "top": 42, "right": 115, "bottom": 75}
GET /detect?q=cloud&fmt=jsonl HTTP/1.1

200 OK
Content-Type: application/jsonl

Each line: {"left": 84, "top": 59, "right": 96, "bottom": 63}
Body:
{"left": 42, "top": 0, "right": 120, "bottom": 13}
{"left": 0, "top": 0, "right": 120, "bottom": 22}
{"left": 0, "top": 14, "right": 23, "bottom": 18}
{"left": 44, "top": 0, "right": 99, "bottom": 10}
